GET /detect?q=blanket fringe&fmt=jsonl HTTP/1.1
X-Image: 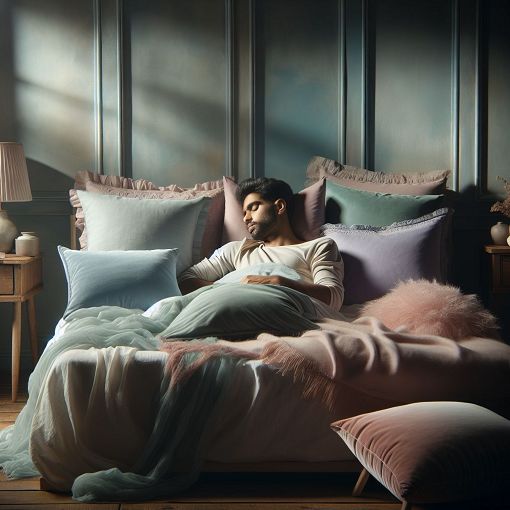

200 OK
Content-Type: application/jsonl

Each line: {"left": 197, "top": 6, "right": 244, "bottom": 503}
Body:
{"left": 258, "top": 341, "right": 336, "bottom": 411}
{"left": 160, "top": 340, "right": 336, "bottom": 410}
{"left": 160, "top": 341, "right": 259, "bottom": 389}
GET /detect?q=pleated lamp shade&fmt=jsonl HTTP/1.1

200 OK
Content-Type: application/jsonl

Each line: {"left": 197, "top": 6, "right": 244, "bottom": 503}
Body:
{"left": 0, "top": 142, "right": 32, "bottom": 203}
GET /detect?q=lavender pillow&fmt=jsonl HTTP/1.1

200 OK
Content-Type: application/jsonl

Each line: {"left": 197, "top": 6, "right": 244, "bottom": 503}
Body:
{"left": 222, "top": 177, "right": 325, "bottom": 244}
{"left": 321, "top": 208, "right": 452, "bottom": 305}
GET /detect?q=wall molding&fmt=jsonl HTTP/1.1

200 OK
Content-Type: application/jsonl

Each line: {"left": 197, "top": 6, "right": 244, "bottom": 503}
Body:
{"left": 338, "top": 0, "right": 346, "bottom": 164}
{"left": 450, "top": 0, "right": 460, "bottom": 192}
{"left": 225, "top": 0, "right": 234, "bottom": 178}
{"left": 116, "top": 0, "right": 125, "bottom": 177}
{"left": 7, "top": 191, "right": 72, "bottom": 216}
{"left": 474, "top": 0, "right": 491, "bottom": 200}
{"left": 361, "top": 0, "right": 368, "bottom": 169}
{"left": 249, "top": 0, "right": 256, "bottom": 178}
{"left": 93, "top": 0, "right": 104, "bottom": 175}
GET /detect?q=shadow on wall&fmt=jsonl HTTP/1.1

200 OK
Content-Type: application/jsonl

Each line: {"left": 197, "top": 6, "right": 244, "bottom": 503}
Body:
{"left": 27, "top": 158, "right": 74, "bottom": 194}
{"left": 448, "top": 185, "right": 497, "bottom": 297}
{"left": 0, "top": 1, "right": 17, "bottom": 139}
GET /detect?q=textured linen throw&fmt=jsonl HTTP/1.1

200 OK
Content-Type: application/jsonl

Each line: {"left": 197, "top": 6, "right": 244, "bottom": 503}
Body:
{"left": 0, "top": 283, "right": 320, "bottom": 501}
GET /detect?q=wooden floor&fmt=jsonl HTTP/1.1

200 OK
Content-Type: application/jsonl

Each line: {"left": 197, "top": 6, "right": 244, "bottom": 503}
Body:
{"left": 0, "top": 374, "right": 508, "bottom": 509}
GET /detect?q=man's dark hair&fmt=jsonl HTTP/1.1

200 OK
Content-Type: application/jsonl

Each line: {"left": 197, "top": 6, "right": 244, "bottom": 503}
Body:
{"left": 236, "top": 177, "right": 295, "bottom": 216}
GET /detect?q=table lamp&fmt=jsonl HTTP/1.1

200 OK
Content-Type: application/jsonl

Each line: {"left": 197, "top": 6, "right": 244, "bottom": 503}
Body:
{"left": 0, "top": 142, "right": 32, "bottom": 252}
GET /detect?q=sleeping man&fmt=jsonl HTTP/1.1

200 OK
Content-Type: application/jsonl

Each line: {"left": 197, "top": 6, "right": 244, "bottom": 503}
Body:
{"left": 178, "top": 177, "right": 344, "bottom": 318}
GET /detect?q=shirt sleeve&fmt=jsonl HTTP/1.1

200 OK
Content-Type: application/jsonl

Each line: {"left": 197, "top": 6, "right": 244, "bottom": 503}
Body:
{"left": 178, "top": 241, "right": 240, "bottom": 283}
{"left": 310, "top": 237, "right": 344, "bottom": 310}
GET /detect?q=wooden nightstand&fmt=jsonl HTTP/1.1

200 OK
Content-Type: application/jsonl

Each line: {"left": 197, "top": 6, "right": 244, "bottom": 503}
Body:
{"left": 484, "top": 245, "right": 510, "bottom": 340}
{"left": 0, "top": 254, "right": 43, "bottom": 401}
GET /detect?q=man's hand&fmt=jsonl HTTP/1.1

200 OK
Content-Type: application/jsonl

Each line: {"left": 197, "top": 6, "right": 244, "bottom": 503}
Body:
{"left": 241, "top": 274, "right": 332, "bottom": 307}
{"left": 240, "top": 274, "right": 284, "bottom": 285}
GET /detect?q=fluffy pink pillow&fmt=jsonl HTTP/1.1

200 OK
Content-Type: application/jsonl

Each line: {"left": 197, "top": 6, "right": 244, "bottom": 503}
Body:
{"left": 222, "top": 177, "right": 326, "bottom": 244}
{"left": 361, "top": 279, "right": 499, "bottom": 340}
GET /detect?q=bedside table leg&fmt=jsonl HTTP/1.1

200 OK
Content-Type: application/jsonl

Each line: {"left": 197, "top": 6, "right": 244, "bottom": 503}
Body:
{"left": 27, "top": 297, "right": 39, "bottom": 363}
{"left": 11, "top": 301, "right": 22, "bottom": 402}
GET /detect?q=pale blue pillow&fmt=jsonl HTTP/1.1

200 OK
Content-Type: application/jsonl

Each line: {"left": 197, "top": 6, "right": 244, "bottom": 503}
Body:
{"left": 58, "top": 246, "right": 181, "bottom": 318}
{"left": 76, "top": 190, "right": 209, "bottom": 274}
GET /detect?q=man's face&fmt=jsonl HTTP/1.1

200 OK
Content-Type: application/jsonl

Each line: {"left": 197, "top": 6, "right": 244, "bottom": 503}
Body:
{"left": 242, "top": 192, "right": 278, "bottom": 241}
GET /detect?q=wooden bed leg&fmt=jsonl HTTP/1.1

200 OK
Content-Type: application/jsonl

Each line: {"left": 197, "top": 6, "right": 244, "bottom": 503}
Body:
{"left": 352, "top": 467, "right": 370, "bottom": 496}
{"left": 39, "top": 477, "right": 59, "bottom": 492}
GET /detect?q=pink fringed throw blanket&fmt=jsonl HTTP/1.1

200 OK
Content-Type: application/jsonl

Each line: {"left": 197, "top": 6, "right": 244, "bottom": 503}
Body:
{"left": 160, "top": 314, "right": 510, "bottom": 419}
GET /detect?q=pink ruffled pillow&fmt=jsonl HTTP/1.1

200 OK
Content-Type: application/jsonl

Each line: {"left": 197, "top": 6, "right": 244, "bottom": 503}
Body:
{"left": 361, "top": 279, "right": 499, "bottom": 340}
{"left": 307, "top": 155, "right": 450, "bottom": 195}
{"left": 222, "top": 177, "right": 326, "bottom": 244}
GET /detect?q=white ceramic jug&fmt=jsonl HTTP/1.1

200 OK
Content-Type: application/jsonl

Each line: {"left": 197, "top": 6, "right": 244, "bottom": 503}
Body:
{"left": 15, "top": 232, "right": 40, "bottom": 256}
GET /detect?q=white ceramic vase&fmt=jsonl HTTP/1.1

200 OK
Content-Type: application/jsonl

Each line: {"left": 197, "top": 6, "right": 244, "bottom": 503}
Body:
{"left": 491, "top": 222, "right": 509, "bottom": 245}
{"left": 15, "top": 232, "right": 40, "bottom": 256}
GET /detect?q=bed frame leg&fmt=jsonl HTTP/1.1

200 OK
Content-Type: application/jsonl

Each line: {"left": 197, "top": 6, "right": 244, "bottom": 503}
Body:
{"left": 352, "top": 467, "right": 370, "bottom": 496}
{"left": 39, "top": 477, "right": 60, "bottom": 492}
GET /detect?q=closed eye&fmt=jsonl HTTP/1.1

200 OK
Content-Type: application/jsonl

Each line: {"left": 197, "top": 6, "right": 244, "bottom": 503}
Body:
{"left": 244, "top": 201, "right": 260, "bottom": 214}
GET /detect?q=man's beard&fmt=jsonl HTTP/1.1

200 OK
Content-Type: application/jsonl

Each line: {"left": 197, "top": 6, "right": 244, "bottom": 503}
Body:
{"left": 249, "top": 207, "right": 278, "bottom": 241}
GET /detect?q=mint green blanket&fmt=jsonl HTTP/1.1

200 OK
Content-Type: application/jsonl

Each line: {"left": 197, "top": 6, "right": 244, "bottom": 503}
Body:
{"left": 0, "top": 283, "right": 319, "bottom": 501}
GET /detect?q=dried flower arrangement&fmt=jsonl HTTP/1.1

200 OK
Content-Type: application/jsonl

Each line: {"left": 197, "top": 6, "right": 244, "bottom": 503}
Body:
{"left": 490, "top": 176, "right": 510, "bottom": 217}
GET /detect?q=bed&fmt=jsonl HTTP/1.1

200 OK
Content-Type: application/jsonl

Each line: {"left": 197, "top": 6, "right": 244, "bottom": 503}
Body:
{"left": 1, "top": 159, "right": 510, "bottom": 502}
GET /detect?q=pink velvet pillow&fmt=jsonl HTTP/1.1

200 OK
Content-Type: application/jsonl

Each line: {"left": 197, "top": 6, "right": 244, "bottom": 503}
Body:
{"left": 70, "top": 174, "right": 225, "bottom": 256}
{"left": 331, "top": 401, "right": 510, "bottom": 504}
{"left": 361, "top": 279, "right": 499, "bottom": 340}
{"left": 222, "top": 177, "right": 326, "bottom": 244}
{"left": 307, "top": 156, "right": 450, "bottom": 195}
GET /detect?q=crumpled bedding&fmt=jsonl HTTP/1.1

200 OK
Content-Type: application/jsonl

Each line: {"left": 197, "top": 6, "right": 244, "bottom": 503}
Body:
{"left": 1, "top": 283, "right": 510, "bottom": 502}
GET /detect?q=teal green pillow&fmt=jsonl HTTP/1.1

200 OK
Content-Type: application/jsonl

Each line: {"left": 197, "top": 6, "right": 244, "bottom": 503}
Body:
{"left": 77, "top": 190, "right": 209, "bottom": 274}
{"left": 58, "top": 247, "right": 180, "bottom": 318}
{"left": 325, "top": 180, "right": 444, "bottom": 226}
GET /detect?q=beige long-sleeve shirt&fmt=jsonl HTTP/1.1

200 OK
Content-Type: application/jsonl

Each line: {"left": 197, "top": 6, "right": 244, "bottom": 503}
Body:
{"left": 179, "top": 237, "right": 344, "bottom": 311}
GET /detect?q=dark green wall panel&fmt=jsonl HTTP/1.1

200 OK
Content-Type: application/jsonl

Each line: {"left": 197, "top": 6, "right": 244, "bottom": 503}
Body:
{"left": 127, "top": 0, "right": 229, "bottom": 187}
{"left": 370, "top": 0, "right": 453, "bottom": 172}
{"left": 258, "top": 0, "right": 340, "bottom": 190}
{"left": 486, "top": 0, "right": 510, "bottom": 195}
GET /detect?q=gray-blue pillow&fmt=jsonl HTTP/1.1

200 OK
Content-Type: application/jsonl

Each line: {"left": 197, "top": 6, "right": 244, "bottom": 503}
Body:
{"left": 321, "top": 208, "right": 452, "bottom": 305}
{"left": 76, "top": 190, "right": 209, "bottom": 274}
{"left": 58, "top": 246, "right": 181, "bottom": 318}
{"left": 325, "top": 180, "right": 444, "bottom": 226}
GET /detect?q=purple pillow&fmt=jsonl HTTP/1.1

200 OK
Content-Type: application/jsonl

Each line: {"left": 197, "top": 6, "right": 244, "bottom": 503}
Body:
{"left": 322, "top": 208, "right": 451, "bottom": 305}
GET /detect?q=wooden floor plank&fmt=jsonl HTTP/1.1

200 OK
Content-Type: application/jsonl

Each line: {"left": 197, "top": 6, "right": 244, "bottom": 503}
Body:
{"left": 0, "top": 504, "right": 118, "bottom": 510}
{"left": 0, "top": 413, "right": 19, "bottom": 422}
{"left": 125, "top": 504, "right": 401, "bottom": 510}
{"left": 0, "top": 403, "right": 26, "bottom": 412}
{"left": 0, "top": 473, "right": 40, "bottom": 490}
